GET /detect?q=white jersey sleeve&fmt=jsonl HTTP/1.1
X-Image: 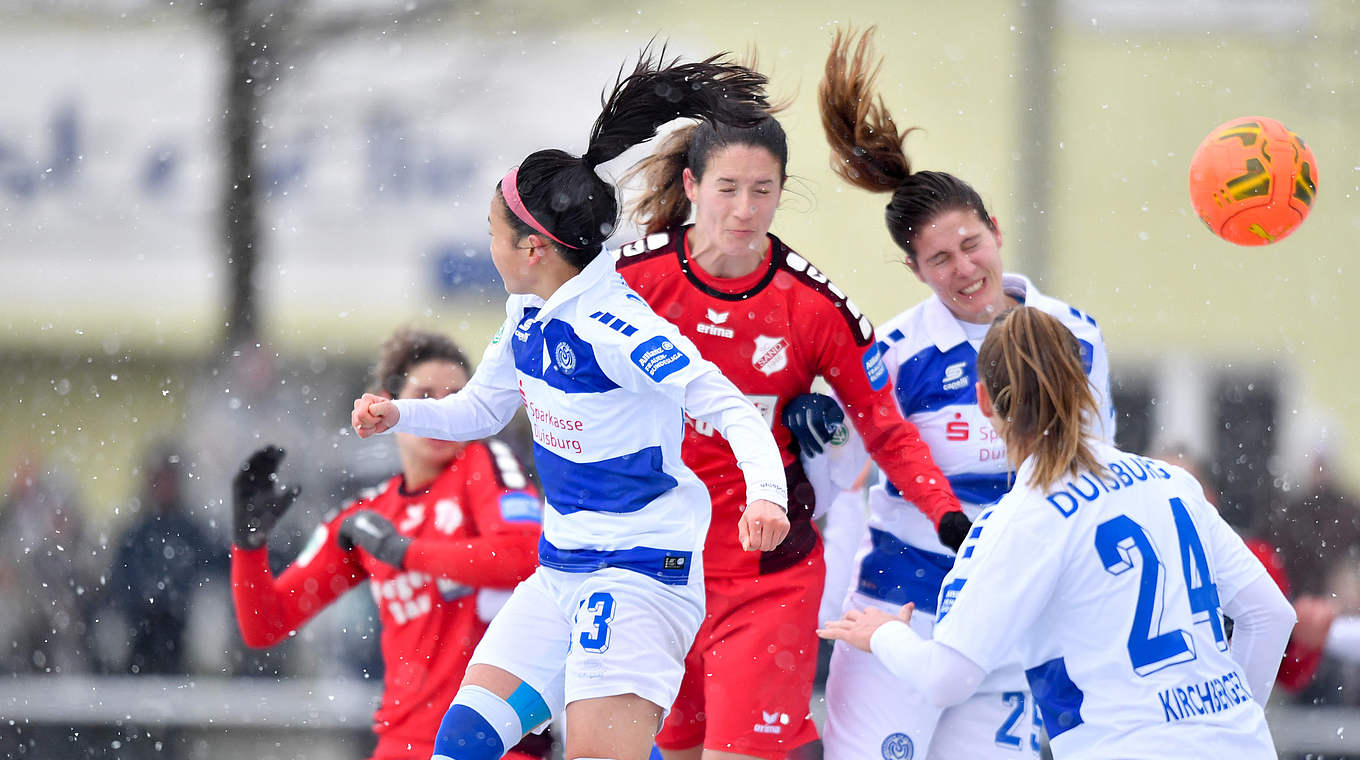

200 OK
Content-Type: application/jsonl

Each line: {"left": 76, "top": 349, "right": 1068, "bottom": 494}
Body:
{"left": 389, "top": 304, "right": 527, "bottom": 441}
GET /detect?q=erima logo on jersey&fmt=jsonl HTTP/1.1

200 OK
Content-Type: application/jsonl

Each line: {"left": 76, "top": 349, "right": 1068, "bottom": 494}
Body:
{"left": 698, "top": 308, "right": 734, "bottom": 338}
{"left": 631, "top": 336, "right": 690, "bottom": 381}
{"left": 942, "top": 362, "right": 969, "bottom": 391}
{"left": 753, "top": 335, "right": 789, "bottom": 375}
{"left": 753, "top": 710, "right": 790, "bottom": 734}
{"left": 862, "top": 344, "right": 888, "bottom": 391}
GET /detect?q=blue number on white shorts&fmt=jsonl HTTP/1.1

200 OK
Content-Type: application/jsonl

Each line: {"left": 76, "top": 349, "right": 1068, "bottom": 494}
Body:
{"left": 995, "top": 691, "right": 1024, "bottom": 749}
{"left": 1030, "top": 700, "right": 1043, "bottom": 752}
{"left": 995, "top": 692, "right": 1042, "bottom": 752}
{"left": 577, "top": 591, "right": 616, "bottom": 653}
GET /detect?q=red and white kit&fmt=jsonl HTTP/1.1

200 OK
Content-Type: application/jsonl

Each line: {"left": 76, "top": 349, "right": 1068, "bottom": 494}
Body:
{"left": 617, "top": 226, "right": 955, "bottom": 758}
{"left": 231, "top": 440, "right": 542, "bottom": 760}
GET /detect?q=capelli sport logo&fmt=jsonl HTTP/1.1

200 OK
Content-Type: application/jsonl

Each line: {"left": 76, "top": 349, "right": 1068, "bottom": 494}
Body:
{"left": 942, "top": 361, "right": 969, "bottom": 391}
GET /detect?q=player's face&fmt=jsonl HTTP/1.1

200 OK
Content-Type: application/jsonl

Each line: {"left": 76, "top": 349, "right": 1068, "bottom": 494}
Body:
{"left": 683, "top": 144, "right": 783, "bottom": 260}
{"left": 489, "top": 195, "right": 531, "bottom": 294}
{"left": 395, "top": 359, "right": 471, "bottom": 466}
{"left": 907, "top": 208, "right": 1007, "bottom": 324}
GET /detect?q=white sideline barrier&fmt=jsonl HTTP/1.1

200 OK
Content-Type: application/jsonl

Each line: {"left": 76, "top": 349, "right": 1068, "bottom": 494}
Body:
{"left": 0, "top": 676, "right": 381, "bottom": 729}
{"left": 0, "top": 676, "right": 1356, "bottom": 753}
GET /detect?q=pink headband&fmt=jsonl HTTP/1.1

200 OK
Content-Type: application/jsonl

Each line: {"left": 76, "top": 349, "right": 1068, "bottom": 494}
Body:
{"left": 500, "top": 166, "right": 579, "bottom": 249}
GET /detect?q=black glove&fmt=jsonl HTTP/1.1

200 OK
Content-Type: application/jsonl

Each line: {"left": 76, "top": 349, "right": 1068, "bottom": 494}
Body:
{"left": 781, "top": 393, "right": 846, "bottom": 457}
{"left": 232, "top": 445, "right": 301, "bottom": 550}
{"left": 936, "top": 510, "right": 973, "bottom": 553}
{"left": 337, "top": 510, "right": 411, "bottom": 569}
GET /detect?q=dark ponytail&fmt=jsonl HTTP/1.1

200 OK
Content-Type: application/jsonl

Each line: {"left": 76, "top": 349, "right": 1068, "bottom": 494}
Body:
{"left": 500, "top": 47, "right": 770, "bottom": 268}
{"left": 818, "top": 27, "right": 995, "bottom": 264}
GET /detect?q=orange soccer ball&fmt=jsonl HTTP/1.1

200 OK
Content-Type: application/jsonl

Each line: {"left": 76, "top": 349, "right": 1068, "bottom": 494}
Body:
{"left": 1187, "top": 116, "right": 1318, "bottom": 246}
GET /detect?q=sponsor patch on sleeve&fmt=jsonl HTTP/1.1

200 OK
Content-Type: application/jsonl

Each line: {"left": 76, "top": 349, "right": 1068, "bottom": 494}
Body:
{"left": 862, "top": 344, "right": 889, "bottom": 391}
{"left": 630, "top": 335, "right": 691, "bottom": 382}
{"left": 499, "top": 491, "right": 543, "bottom": 523}
{"left": 936, "top": 577, "right": 967, "bottom": 622}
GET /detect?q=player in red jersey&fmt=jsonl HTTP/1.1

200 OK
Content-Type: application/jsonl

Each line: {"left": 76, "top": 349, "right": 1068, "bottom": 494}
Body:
{"left": 616, "top": 116, "right": 965, "bottom": 760}
{"left": 229, "top": 327, "right": 548, "bottom": 760}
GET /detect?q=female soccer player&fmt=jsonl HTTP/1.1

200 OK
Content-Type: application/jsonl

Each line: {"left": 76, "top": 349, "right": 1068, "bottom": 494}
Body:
{"left": 809, "top": 28, "right": 1118, "bottom": 759}
{"left": 230, "top": 326, "right": 548, "bottom": 760}
{"left": 819, "top": 306, "right": 1296, "bottom": 758}
{"left": 350, "top": 51, "right": 790, "bottom": 760}
{"left": 616, "top": 111, "right": 963, "bottom": 760}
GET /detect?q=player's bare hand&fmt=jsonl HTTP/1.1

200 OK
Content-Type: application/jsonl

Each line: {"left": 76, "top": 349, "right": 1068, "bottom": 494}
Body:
{"left": 1292, "top": 595, "right": 1338, "bottom": 650}
{"left": 817, "top": 603, "right": 914, "bottom": 652}
{"left": 352, "top": 393, "right": 399, "bottom": 438}
{"left": 737, "top": 499, "right": 790, "bottom": 552}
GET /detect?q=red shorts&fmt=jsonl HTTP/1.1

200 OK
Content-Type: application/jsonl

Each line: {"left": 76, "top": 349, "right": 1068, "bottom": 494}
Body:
{"left": 654, "top": 544, "right": 824, "bottom": 759}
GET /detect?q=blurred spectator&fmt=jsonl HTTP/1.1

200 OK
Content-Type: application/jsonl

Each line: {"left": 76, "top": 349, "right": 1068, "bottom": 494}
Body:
{"left": 0, "top": 450, "right": 101, "bottom": 676}
{"left": 105, "top": 441, "right": 225, "bottom": 675}
{"left": 1264, "top": 448, "right": 1360, "bottom": 598}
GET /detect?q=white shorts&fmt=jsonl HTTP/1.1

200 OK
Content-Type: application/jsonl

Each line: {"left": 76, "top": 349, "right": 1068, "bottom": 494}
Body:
{"left": 823, "top": 591, "right": 1042, "bottom": 760}
{"left": 468, "top": 565, "right": 704, "bottom": 722}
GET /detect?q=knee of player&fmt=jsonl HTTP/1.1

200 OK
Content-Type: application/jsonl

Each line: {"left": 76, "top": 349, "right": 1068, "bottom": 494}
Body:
{"left": 434, "top": 683, "right": 551, "bottom": 760}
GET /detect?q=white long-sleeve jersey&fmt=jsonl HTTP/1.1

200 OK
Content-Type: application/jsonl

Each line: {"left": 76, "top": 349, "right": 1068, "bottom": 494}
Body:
{"left": 856, "top": 273, "right": 1115, "bottom": 613}
{"left": 893, "top": 441, "right": 1294, "bottom": 758}
{"left": 390, "top": 250, "right": 787, "bottom": 586}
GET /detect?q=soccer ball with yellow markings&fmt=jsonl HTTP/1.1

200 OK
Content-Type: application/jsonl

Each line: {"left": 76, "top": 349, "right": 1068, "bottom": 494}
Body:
{"left": 1187, "top": 116, "right": 1318, "bottom": 246}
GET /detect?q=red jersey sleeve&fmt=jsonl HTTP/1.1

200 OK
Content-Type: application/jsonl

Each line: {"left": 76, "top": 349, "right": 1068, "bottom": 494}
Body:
{"left": 799, "top": 295, "right": 961, "bottom": 527}
{"left": 1244, "top": 536, "right": 1322, "bottom": 692}
{"left": 402, "top": 440, "right": 541, "bottom": 587}
{"left": 231, "top": 504, "right": 368, "bottom": 648}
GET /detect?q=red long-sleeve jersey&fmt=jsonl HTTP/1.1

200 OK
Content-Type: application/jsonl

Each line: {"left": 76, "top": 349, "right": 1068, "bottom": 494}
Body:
{"left": 616, "top": 226, "right": 958, "bottom": 577}
{"left": 231, "top": 439, "right": 541, "bottom": 759}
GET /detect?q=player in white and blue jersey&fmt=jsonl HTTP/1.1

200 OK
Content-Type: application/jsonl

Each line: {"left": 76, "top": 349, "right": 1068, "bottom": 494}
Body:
{"left": 352, "top": 51, "right": 788, "bottom": 760}
{"left": 800, "top": 29, "right": 1121, "bottom": 759}
{"left": 819, "top": 306, "right": 1295, "bottom": 758}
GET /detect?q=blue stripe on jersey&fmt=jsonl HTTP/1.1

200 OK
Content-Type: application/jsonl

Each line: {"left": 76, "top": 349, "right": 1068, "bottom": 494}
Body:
{"left": 1025, "top": 657, "right": 1085, "bottom": 739}
{"left": 537, "top": 536, "right": 693, "bottom": 585}
{"left": 513, "top": 318, "right": 621, "bottom": 394}
{"left": 1078, "top": 338, "right": 1094, "bottom": 375}
{"left": 855, "top": 528, "right": 956, "bottom": 613}
{"left": 534, "top": 443, "right": 677, "bottom": 514}
{"left": 895, "top": 342, "right": 978, "bottom": 416}
{"left": 885, "top": 470, "right": 1012, "bottom": 506}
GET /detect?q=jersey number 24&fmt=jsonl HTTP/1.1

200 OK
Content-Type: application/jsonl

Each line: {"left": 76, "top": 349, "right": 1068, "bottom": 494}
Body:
{"left": 1094, "top": 498, "right": 1228, "bottom": 676}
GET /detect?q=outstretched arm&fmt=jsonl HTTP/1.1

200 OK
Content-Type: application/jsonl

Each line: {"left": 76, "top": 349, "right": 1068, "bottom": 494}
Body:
{"left": 818, "top": 603, "right": 986, "bottom": 709}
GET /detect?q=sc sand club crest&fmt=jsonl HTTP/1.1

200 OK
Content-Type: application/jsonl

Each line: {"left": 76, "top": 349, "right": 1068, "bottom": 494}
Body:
{"left": 752, "top": 335, "right": 790, "bottom": 376}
